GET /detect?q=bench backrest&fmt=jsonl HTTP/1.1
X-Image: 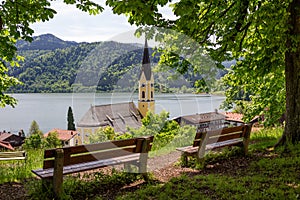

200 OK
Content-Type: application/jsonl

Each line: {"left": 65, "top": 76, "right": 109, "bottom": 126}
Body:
{"left": 193, "top": 124, "right": 252, "bottom": 147}
{"left": 43, "top": 136, "right": 154, "bottom": 169}
{"left": 0, "top": 151, "right": 26, "bottom": 161}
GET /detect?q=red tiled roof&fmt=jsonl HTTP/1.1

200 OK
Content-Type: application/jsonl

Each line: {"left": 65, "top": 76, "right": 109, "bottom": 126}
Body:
{"left": 223, "top": 112, "right": 244, "bottom": 123}
{"left": 0, "top": 141, "right": 15, "bottom": 151}
{"left": 0, "top": 133, "right": 13, "bottom": 141}
{"left": 44, "top": 129, "right": 77, "bottom": 141}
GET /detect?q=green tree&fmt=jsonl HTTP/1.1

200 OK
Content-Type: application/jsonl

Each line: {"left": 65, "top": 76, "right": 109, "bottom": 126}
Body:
{"left": 29, "top": 120, "right": 43, "bottom": 137}
{"left": 23, "top": 133, "right": 43, "bottom": 149}
{"left": 106, "top": 0, "right": 300, "bottom": 145}
{"left": 44, "top": 131, "right": 62, "bottom": 149}
{"left": 0, "top": 0, "right": 103, "bottom": 107}
{"left": 128, "top": 111, "right": 181, "bottom": 150}
{"left": 67, "top": 106, "right": 76, "bottom": 131}
{"left": 89, "top": 126, "right": 116, "bottom": 143}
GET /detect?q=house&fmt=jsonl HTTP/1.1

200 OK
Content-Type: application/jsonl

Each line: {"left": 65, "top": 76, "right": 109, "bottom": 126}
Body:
{"left": 0, "top": 141, "right": 14, "bottom": 151}
{"left": 0, "top": 131, "right": 25, "bottom": 148}
{"left": 223, "top": 112, "right": 245, "bottom": 127}
{"left": 77, "top": 102, "right": 142, "bottom": 143}
{"left": 77, "top": 40, "right": 154, "bottom": 141}
{"left": 173, "top": 111, "right": 227, "bottom": 132}
{"left": 45, "top": 129, "right": 78, "bottom": 147}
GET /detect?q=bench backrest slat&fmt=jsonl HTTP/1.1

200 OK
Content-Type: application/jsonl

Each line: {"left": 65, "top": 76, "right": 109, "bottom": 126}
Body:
{"left": 193, "top": 125, "right": 247, "bottom": 147}
{"left": 43, "top": 136, "right": 154, "bottom": 169}
{"left": 43, "top": 147, "right": 136, "bottom": 168}
{"left": 44, "top": 138, "right": 137, "bottom": 159}
{"left": 68, "top": 147, "right": 136, "bottom": 166}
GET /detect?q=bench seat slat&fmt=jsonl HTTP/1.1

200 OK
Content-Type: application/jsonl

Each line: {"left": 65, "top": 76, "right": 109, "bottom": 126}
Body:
{"left": 33, "top": 153, "right": 141, "bottom": 179}
{"left": 176, "top": 138, "right": 243, "bottom": 155}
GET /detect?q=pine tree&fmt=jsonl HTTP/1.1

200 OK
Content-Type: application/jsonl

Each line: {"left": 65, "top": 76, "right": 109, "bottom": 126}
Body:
{"left": 67, "top": 106, "right": 76, "bottom": 131}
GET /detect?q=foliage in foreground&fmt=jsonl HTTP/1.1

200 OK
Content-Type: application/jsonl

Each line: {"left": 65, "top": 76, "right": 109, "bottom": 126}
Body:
{"left": 0, "top": 149, "right": 44, "bottom": 184}
{"left": 3, "top": 127, "right": 298, "bottom": 200}
{"left": 118, "top": 144, "right": 300, "bottom": 200}
{"left": 26, "top": 170, "right": 142, "bottom": 200}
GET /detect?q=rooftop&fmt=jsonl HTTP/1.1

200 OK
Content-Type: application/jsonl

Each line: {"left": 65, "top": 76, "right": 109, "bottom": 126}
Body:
{"left": 45, "top": 129, "right": 77, "bottom": 141}
{"left": 77, "top": 102, "right": 142, "bottom": 133}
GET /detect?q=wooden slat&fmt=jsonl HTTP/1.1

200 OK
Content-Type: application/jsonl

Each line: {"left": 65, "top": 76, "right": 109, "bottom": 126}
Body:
{"left": 44, "top": 149, "right": 57, "bottom": 159}
{"left": 0, "top": 157, "right": 26, "bottom": 161}
{"left": 68, "top": 147, "right": 135, "bottom": 166}
{"left": 206, "top": 132, "right": 243, "bottom": 145}
{"left": 43, "top": 160, "right": 55, "bottom": 169}
{"left": 33, "top": 154, "right": 141, "bottom": 178}
{"left": 43, "top": 147, "right": 136, "bottom": 169}
{"left": 206, "top": 138, "right": 243, "bottom": 150}
{"left": 206, "top": 126, "right": 245, "bottom": 137}
{"left": 0, "top": 151, "right": 25, "bottom": 158}
{"left": 0, "top": 151, "right": 26, "bottom": 161}
{"left": 44, "top": 138, "right": 138, "bottom": 159}
{"left": 65, "top": 138, "right": 137, "bottom": 155}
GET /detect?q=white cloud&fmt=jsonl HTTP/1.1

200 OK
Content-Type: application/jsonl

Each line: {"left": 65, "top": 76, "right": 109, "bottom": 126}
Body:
{"left": 31, "top": 1, "right": 136, "bottom": 42}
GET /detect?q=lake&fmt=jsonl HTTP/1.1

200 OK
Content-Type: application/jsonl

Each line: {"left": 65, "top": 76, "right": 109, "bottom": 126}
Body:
{"left": 0, "top": 93, "right": 225, "bottom": 134}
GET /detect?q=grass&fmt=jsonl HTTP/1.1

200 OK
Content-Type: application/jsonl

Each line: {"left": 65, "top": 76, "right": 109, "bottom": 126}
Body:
{"left": 0, "top": 149, "right": 43, "bottom": 184}
{"left": 3, "top": 127, "right": 300, "bottom": 200}
{"left": 116, "top": 128, "right": 300, "bottom": 200}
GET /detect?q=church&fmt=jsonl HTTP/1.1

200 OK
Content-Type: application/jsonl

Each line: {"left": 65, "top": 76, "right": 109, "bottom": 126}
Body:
{"left": 76, "top": 40, "right": 155, "bottom": 144}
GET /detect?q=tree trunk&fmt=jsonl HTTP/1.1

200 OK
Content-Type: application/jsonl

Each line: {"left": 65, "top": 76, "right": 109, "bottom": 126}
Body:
{"left": 283, "top": 0, "right": 300, "bottom": 144}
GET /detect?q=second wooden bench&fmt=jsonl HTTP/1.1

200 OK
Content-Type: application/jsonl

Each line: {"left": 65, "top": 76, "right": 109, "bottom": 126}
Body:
{"left": 176, "top": 124, "right": 252, "bottom": 166}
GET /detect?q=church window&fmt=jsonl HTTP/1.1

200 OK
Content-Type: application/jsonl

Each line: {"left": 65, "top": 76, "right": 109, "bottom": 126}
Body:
{"left": 141, "top": 84, "right": 146, "bottom": 87}
{"left": 142, "top": 91, "right": 145, "bottom": 98}
{"left": 151, "top": 91, "right": 153, "bottom": 98}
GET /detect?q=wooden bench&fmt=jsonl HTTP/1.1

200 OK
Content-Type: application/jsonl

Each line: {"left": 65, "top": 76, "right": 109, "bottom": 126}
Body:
{"left": 32, "top": 136, "right": 153, "bottom": 198}
{"left": 176, "top": 124, "right": 252, "bottom": 166}
{"left": 0, "top": 151, "right": 27, "bottom": 161}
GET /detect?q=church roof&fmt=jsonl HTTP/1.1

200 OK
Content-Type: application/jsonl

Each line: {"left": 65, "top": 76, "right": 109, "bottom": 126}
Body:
{"left": 140, "top": 39, "right": 152, "bottom": 81}
{"left": 173, "top": 112, "right": 227, "bottom": 125}
{"left": 77, "top": 102, "right": 142, "bottom": 133}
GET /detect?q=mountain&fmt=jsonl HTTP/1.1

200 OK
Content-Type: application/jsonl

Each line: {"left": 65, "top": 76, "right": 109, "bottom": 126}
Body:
{"left": 16, "top": 34, "right": 78, "bottom": 51}
{"left": 9, "top": 34, "right": 161, "bottom": 93}
{"left": 9, "top": 34, "right": 227, "bottom": 93}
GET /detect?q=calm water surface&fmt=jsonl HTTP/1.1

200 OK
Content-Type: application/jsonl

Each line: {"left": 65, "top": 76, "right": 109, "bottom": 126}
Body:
{"left": 0, "top": 93, "right": 225, "bottom": 134}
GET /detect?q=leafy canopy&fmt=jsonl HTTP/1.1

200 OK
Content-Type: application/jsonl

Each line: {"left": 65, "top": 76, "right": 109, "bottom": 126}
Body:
{"left": 105, "top": 0, "right": 290, "bottom": 125}
{"left": 0, "top": 0, "right": 103, "bottom": 107}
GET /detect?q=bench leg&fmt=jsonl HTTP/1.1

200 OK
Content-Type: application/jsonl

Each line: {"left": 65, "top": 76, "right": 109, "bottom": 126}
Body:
{"left": 53, "top": 149, "right": 64, "bottom": 199}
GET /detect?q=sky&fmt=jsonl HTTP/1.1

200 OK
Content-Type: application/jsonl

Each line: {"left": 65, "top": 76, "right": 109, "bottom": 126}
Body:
{"left": 31, "top": 1, "right": 175, "bottom": 43}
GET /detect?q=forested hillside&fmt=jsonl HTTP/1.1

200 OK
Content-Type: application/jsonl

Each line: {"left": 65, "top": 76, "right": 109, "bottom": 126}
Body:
{"left": 8, "top": 34, "right": 225, "bottom": 93}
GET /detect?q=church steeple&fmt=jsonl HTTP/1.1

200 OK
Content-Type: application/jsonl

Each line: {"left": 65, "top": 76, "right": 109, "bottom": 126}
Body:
{"left": 141, "top": 40, "right": 152, "bottom": 80}
{"left": 138, "top": 39, "right": 155, "bottom": 118}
